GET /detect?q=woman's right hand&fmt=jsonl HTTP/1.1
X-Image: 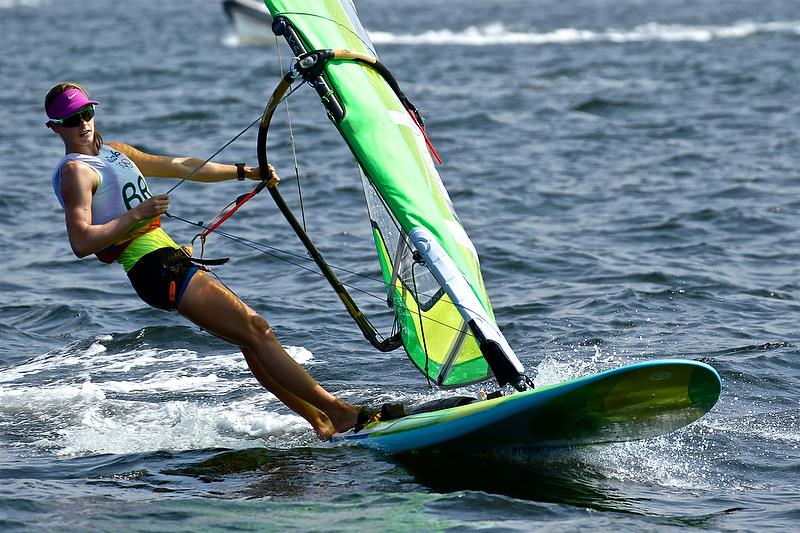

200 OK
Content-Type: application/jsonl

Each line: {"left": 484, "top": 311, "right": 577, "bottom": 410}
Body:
{"left": 135, "top": 194, "right": 170, "bottom": 220}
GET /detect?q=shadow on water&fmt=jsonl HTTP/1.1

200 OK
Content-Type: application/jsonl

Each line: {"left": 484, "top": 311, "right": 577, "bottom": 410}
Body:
{"left": 150, "top": 446, "right": 618, "bottom": 505}
{"left": 394, "top": 448, "right": 630, "bottom": 510}
{"left": 389, "top": 448, "right": 743, "bottom": 528}
{"left": 141, "top": 446, "right": 633, "bottom": 509}
{"left": 155, "top": 446, "right": 407, "bottom": 500}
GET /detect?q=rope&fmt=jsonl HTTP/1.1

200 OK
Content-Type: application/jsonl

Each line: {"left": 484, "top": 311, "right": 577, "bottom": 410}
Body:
{"left": 164, "top": 115, "right": 262, "bottom": 195}
{"left": 162, "top": 79, "right": 308, "bottom": 198}
{"left": 165, "top": 211, "right": 485, "bottom": 340}
{"left": 273, "top": 12, "right": 376, "bottom": 53}
{"left": 411, "top": 259, "right": 433, "bottom": 389}
{"left": 276, "top": 35, "right": 308, "bottom": 233}
{"left": 155, "top": 47, "right": 504, "bottom": 350}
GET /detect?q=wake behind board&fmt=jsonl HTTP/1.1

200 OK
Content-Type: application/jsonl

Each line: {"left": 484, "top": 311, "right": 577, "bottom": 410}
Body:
{"left": 332, "top": 359, "right": 721, "bottom": 454}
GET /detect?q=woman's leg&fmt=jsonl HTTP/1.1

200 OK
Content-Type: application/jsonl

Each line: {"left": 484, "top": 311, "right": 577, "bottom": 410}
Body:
{"left": 176, "top": 270, "right": 358, "bottom": 439}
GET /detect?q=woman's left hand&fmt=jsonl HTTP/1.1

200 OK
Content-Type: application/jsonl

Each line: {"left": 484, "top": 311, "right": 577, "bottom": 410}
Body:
{"left": 245, "top": 164, "right": 279, "bottom": 188}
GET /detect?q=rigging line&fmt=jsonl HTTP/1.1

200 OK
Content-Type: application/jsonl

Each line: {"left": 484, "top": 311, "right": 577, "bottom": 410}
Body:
{"left": 167, "top": 212, "right": 384, "bottom": 336}
{"left": 164, "top": 115, "right": 261, "bottom": 195}
{"left": 262, "top": 99, "right": 494, "bottom": 322}
{"left": 411, "top": 260, "right": 433, "bottom": 389}
{"left": 273, "top": 11, "right": 375, "bottom": 54}
{"left": 163, "top": 80, "right": 309, "bottom": 197}
{"left": 364, "top": 177, "right": 490, "bottom": 319}
{"left": 363, "top": 179, "right": 502, "bottom": 326}
{"left": 209, "top": 268, "right": 239, "bottom": 300}
{"left": 207, "top": 193, "right": 498, "bottom": 334}
{"left": 275, "top": 33, "right": 308, "bottom": 232}
{"left": 165, "top": 212, "right": 481, "bottom": 340}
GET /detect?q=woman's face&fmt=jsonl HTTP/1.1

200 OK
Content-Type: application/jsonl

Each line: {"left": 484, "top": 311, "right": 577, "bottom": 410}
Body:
{"left": 52, "top": 106, "right": 96, "bottom": 149}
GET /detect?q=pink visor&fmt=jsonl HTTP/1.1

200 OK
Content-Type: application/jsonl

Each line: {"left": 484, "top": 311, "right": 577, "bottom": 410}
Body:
{"left": 46, "top": 88, "right": 99, "bottom": 120}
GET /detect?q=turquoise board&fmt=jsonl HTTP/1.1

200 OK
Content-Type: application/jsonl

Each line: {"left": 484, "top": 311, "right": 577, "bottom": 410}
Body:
{"left": 332, "top": 359, "right": 721, "bottom": 454}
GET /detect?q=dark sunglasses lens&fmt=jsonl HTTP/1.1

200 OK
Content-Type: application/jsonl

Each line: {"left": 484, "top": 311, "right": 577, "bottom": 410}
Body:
{"left": 60, "top": 107, "right": 94, "bottom": 127}
{"left": 61, "top": 114, "right": 82, "bottom": 127}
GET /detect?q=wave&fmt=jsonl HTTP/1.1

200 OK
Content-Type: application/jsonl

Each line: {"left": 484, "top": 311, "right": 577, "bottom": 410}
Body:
{"left": 50, "top": 396, "right": 309, "bottom": 456}
{"left": 0, "top": 339, "right": 319, "bottom": 454}
{"left": 0, "top": 0, "right": 48, "bottom": 8}
{"left": 369, "top": 20, "right": 800, "bottom": 46}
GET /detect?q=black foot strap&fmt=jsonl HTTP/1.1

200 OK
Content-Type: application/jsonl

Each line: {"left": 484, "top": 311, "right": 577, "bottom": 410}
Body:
{"left": 353, "top": 397, "right": 478, "bottom": 433}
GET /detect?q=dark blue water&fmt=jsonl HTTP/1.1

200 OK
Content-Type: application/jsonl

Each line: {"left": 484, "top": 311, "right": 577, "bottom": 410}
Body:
{"left": 1, "top": 0, "right": 798, "bottom": 530}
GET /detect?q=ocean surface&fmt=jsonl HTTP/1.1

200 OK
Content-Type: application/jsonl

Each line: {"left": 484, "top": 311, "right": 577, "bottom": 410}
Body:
{"left": 1, "top": 0, "right": 799, "bottom": 530}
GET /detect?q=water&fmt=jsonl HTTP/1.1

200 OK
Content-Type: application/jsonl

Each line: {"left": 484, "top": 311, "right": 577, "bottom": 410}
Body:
{"left": 1, "top": 0, "right": 799, "bottom": 530}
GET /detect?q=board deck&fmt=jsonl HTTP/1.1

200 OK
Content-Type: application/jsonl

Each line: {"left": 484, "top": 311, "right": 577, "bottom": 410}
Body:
{"left": 331, "top": 359, "right": 721, "bottom": 454}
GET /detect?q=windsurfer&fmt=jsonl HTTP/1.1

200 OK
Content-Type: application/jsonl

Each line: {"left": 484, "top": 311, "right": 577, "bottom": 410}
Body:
{"left": 45, "top": 82, "right": 359, "bottom": 440}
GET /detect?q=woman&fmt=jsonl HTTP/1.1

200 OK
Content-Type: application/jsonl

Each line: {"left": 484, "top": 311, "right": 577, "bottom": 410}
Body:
{"left": 45, "top": 82, "right": 360, "bottom": 440}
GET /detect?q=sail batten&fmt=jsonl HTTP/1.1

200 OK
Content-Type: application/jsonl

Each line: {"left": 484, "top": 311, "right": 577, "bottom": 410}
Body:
{"left": 261, "top": 0, "right": 526, "bottom": 388}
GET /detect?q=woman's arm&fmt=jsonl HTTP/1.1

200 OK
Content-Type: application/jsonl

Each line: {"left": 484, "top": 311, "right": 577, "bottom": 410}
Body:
{"left": 60, "top": 160, "right": 168, "bottom": 257}
{"left": 108, "top": 141, "right": 265, "bottom": 183}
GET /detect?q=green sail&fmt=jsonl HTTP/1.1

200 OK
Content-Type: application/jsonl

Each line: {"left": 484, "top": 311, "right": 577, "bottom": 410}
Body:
{"left": 263, "top": 0, "right": 518, "bottom": 387}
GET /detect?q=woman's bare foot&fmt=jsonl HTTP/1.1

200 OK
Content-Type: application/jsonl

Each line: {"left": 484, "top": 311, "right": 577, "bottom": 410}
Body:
{"left": 313, "top": 419, "right": 337, "bottom": 441}
{"left": 310, "top": 404, "right": 360, "bottom": 440}
{"left": 327, "top": 402, "right": 359, "bottom": 434}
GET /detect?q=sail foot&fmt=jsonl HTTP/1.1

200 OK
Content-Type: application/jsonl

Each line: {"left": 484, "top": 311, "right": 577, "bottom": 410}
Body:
{"left": 408, "top": 227, "right": 526, "bottom": 387}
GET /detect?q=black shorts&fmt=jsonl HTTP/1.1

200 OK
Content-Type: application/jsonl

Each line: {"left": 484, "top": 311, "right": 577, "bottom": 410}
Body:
{"left": 127, "top": 247, "right": 200, "bottom": 311}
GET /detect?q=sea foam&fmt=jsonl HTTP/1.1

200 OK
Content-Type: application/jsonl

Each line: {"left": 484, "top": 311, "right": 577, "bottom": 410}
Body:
{"left": 369, "top": 20, "right": 800, "bottom": 46}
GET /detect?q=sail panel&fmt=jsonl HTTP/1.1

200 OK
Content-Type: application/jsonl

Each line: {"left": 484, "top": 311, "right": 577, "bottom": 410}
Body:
{"left": 362, "top": 171, "right": 491, "bottom": 386}
{"left": 264, "top": 0, "right": 515, "bottom": 387}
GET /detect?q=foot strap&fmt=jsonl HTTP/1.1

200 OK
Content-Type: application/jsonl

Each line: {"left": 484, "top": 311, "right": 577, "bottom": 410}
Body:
{"left": 353, "top": 403, "right": 407, "bottom": 433}
{"left": 352, "top": 397, "right": 477, "bottom": 433}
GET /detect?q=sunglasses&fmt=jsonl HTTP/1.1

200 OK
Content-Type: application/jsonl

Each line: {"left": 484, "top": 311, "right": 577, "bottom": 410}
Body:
{"left": 51, "top": 106, "right": 95, "bottom": 128}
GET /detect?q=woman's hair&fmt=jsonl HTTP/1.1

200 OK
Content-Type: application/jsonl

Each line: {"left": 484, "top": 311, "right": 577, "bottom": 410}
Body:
{"left": 45, "top": 82, "right": 104, "bottom": 152}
